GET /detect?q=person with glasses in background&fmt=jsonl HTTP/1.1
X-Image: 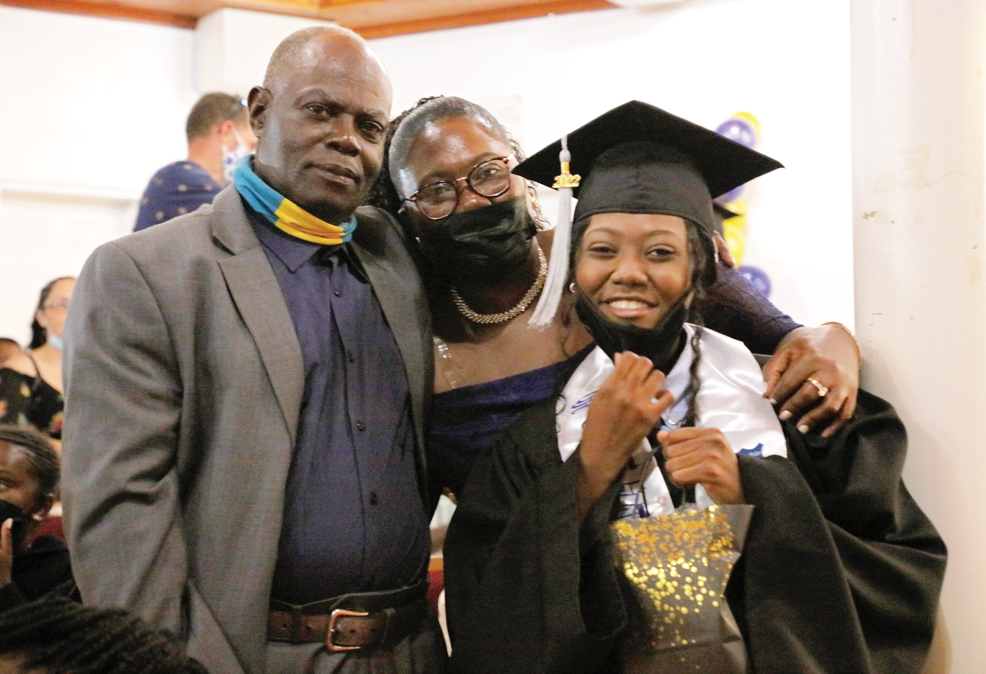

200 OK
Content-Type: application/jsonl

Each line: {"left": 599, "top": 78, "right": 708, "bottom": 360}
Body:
{"left": 0, "top": 278, "right": 75, "bottom": 448}
{"left": 133, "top": 93, "right": 257, "bottom": 232}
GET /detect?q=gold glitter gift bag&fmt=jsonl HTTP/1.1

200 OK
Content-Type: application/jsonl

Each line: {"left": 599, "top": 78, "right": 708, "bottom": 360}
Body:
{"left": 611, "top": 503, "right": 754, "bottom": 674}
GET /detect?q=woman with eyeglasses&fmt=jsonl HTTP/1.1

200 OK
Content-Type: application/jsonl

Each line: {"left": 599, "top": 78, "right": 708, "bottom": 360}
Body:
{"left": 369, "top": 96, "right": 861, "bottom": 505}
{"left": 0, "top": 277, "right": 75, "bottom": 444}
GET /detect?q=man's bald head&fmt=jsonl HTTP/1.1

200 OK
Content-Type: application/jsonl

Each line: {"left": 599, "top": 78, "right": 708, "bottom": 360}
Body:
{"left": 247, "top": 25, "right": 393, "bottom": 224}
{"left": 263, "top": 26, "right": 389, "bottom": 97}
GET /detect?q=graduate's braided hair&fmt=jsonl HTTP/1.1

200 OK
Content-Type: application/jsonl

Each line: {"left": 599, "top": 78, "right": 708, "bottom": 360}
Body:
{"left": 367, "top": 95, "right": 547, "bottom": 229}
{"left": 0, "top": 599, "right": 209, "bottom": 674}
{"left": 679, "top": 223, "right": 715, "bottom": 428}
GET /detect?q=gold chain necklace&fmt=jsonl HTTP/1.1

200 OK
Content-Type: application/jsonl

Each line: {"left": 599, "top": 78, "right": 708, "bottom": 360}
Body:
{"left": 450, "top": 243, "right": 548, "bottom": 325}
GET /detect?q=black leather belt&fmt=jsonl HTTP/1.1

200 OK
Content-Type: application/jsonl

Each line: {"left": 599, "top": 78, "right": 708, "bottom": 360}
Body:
{"left": 268, "top": 580, "right": 428, "bottom": 651}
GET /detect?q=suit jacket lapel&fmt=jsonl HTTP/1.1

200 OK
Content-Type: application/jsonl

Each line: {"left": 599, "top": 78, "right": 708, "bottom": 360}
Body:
{"left": 212, "top": 187, "right": 305, "bottom": 445}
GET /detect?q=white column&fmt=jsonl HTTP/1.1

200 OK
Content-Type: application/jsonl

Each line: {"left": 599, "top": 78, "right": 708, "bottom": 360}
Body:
{"left": 851, "top": 1, "right": 986, "bottom": 671}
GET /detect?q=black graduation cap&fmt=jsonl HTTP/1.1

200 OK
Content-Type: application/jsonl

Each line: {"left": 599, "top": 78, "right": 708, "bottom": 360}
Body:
{"left": 712, "top": 201, "right": 740, "bottom": 236}
{"left": 513, "top": 100, "right": 783, "bottom": 234}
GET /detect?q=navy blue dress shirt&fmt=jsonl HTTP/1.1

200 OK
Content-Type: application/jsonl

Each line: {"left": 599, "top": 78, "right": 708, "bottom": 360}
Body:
{"left": 246, "top": 205, "right": 430, "bottom": 605}
{"left": 134, "top": 161, "right": 220, "bottom": 232}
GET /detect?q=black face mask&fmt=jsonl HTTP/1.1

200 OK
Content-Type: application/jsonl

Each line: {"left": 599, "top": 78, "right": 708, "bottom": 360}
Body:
{"left": 0, "top": 498, "right": 30, "bottom": 552}
{"left": 416, "top": 196, "right": 536, "bottom": 285}
{"left": 575, "top": 292, "right": 689, "bottom": 375}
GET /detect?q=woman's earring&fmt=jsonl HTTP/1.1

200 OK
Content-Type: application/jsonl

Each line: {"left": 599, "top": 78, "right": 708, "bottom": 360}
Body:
{"left": 568, "top": 282, "right": 577, "bottom": 293}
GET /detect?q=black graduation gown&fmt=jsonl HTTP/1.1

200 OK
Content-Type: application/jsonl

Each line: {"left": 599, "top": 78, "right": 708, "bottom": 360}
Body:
{"left": 443, "top": 390, "right": 946, "bottom": 674}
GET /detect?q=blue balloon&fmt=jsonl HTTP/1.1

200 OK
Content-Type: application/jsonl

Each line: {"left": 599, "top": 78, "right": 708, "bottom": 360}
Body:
{"left": 716, "top": 118, "right": 757, "bottom": 148}
{"left": 738, "top": 265, "right": 771, "bottom": 298}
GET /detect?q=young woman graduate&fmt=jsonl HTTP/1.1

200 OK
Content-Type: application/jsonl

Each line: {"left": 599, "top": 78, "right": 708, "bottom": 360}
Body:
{"left": 442, "top": 101, "right": 946, "bottom": 674}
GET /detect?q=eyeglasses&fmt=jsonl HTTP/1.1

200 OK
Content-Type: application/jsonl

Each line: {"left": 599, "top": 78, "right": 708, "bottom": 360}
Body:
{"left": 43, "top": 301, "right": 69, "bottom": 311}
{"left": 405, "top": 156, "right": 512, "bottom": 221}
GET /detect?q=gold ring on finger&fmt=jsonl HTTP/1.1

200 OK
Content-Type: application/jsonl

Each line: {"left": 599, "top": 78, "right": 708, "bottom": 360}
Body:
{"left": 806, "top": 377, "right": 829, "bottom": 398}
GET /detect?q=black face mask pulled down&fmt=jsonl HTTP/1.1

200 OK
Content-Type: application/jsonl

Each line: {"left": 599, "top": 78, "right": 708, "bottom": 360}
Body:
{"left": 575, "top": 292, "right": 690, "bottom": 375}
{"left": 416, "top": 196, "right": 537, "bottom": 285}
{"left": 0, "top": 498, "right": 30, "bottom": 552}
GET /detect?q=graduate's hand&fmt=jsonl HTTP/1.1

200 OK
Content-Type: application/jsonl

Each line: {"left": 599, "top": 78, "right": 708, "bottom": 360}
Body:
{"left": 657, "top": 428, "right": 745, "bottom": 505}
{"left": 0, "top": 519, "right": 13, "bottom": 588}
{"left": 762, "top": 324, "right": 860, "bottom": 438}
{"left": 577, "top": 353, "right": 674, "bottom": 518}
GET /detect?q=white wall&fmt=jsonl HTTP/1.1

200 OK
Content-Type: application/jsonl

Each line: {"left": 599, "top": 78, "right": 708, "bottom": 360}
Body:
{"left": 0, "top": 6, "right": 195, "bottom": 194}
{"left": 0, "top": 6, "right": 196, "bottom": 341}
{"left": 852, "top": 0, "right": 986, "bottom": 670}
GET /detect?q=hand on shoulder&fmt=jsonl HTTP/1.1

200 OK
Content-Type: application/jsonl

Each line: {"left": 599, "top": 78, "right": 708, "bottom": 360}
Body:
{"left": 762, "top": 324, "right": 860, "bottom": 438}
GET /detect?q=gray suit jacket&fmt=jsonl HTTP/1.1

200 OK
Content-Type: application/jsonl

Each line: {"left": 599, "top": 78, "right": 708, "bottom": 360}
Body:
{"left": 61, "top": 186, "right": 433, "bottom": 673}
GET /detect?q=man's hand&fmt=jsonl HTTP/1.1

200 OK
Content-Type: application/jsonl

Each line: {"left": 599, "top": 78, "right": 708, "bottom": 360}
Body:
{"left": 577, "top": 353, "right": 675, "bottom": 517}
{"left": 763, "top": 324, "right": 860, "bottom": 438}
{"left": 0, "top": 519, "right": 13, "bottom": 588}
{"left": 657, "top": 428, "right": 745, "bottom": 505}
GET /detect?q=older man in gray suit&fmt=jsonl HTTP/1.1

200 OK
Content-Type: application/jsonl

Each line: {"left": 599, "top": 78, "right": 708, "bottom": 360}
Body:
{"left": 61, "top": 27, "right": 442, "bottom": 674}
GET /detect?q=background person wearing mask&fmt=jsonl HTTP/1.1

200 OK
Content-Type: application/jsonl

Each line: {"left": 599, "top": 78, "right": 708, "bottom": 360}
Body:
{"left": 0, "top": 277, "right": 75, "bottom": 445}
{"left": 133, "top": 92, "right": 257, "bottom": 232}
{"left": 0, "top": 425, "right": 66, "bottom": 612}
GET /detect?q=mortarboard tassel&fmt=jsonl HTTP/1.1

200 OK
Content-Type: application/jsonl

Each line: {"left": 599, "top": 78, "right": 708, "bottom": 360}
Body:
{"left": 528, "top": 135, "right": 580, "bottom": 328}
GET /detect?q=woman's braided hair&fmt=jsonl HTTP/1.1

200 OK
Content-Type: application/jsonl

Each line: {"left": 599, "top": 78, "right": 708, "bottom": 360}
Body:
{"left": 0, "top": 424, "right": 58, "bottom": 508}
{"left": 0, "top": 599, "right": 209, "bottom": 674}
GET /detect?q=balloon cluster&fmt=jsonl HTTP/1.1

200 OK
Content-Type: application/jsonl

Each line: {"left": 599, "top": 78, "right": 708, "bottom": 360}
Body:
{"left": 715, "top": 112, "right": 771, "bottom": 297}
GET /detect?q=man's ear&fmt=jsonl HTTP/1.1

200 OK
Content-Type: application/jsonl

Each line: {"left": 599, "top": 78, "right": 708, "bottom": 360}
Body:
{"left": 248, "top": 86, "right": 271, "bottom": 137}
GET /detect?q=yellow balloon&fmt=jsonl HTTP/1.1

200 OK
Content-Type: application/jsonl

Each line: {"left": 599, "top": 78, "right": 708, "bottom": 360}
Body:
{"left": 722, "top": 198, "right": 748, "bottom": 220}
{"left": 724, "top": 220, "right": 746, "bottom": 265}
{"left": 731, "top": 111, "right": 762, "bottom": 139}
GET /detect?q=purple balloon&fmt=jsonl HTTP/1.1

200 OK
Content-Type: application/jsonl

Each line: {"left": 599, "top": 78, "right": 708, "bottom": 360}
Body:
{"left": 716, "top": 118, "right": 757, "bottom": 148}
{"left": 720, "top": 185, "right": 744, "bottom": 203}
{"left": 738, "top": 265, "right": 771, "bottom": 298}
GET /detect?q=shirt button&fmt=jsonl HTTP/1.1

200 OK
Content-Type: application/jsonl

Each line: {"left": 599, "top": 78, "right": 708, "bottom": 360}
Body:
{"left": 356, "top": 421, "right": 366, "bottom": 432}
{"left": 369, "top": 492, "right": 380, "bottom": 506}
{"left": 333, "top": 289, "right": 341, "bottom": 297}
{"left": 347, "top": 351, "right": 356, "bottom": 363}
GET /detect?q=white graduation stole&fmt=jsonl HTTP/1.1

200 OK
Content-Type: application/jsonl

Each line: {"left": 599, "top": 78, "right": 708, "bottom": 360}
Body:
{"left": 556, "top": 324, "right": 786, "bottom": 518}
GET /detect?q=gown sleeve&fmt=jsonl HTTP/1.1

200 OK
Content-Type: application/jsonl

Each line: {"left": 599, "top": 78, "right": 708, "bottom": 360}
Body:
{"left": 733, "top": 389, "right": 946, "bottom": 674}
{"left": 445, "top": 390, "right": 945, "bottom": 674}
{"left": 444, "top": 396, "right": 628, "bottom": 674}
{"left": 701, "top": 263, "right": 801, "bottom": 355}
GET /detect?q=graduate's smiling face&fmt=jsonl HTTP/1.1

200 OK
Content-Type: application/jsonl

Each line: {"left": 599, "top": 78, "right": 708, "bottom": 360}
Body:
{"left": 397, "top": 116, "right": 526, "bottom": 236}
{"left": 575, "top": 212, "right": 692, "bottom": 330}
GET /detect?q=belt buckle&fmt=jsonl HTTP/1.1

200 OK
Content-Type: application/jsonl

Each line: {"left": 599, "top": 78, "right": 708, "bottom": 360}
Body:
{"left": 326, "top": 608, "right": 370, "bottom": 652}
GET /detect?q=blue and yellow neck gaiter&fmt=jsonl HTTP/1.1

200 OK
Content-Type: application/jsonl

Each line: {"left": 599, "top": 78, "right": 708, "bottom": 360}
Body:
{"left": 232, "top": 156, "right": 357, "bottom": 245}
